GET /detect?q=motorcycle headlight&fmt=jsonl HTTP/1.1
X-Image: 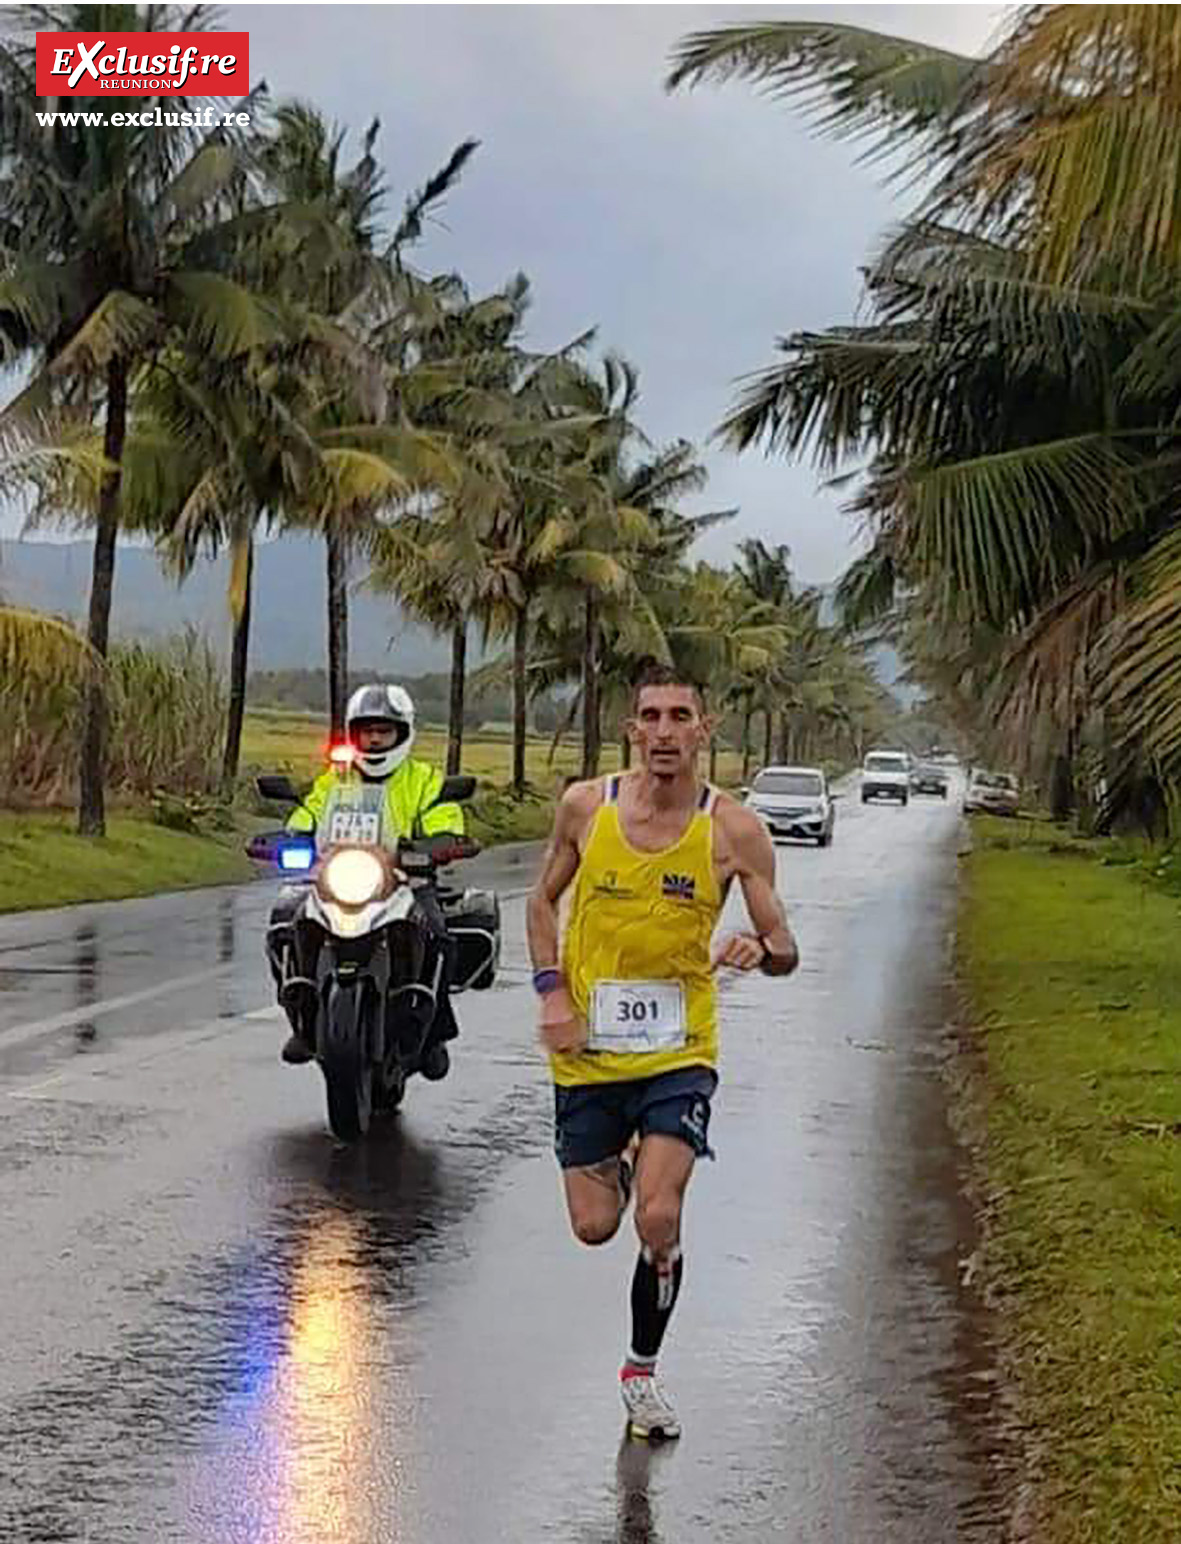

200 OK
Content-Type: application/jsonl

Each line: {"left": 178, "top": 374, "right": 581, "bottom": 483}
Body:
{"left": 322, "top": 848, "right": 386, "bottom": 907}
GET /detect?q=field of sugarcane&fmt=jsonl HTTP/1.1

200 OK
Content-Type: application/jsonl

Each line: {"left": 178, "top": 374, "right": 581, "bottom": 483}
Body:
{"left": 1, "top": 631, "right": 226, "bottom": 813}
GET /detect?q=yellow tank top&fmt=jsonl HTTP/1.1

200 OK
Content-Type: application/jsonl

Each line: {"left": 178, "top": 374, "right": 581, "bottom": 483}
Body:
{"left": 554, "top": 775, "right": 722, "bottom": 1087}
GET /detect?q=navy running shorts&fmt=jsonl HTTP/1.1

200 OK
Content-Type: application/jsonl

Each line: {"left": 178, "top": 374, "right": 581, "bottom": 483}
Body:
{"left": 553, "top": 1066, "right": 718, "bottom": 1170}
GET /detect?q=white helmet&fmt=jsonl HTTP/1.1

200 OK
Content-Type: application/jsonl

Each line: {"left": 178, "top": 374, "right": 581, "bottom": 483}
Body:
{"left": 345, "top": 683, "right": 415, "bottom": 779}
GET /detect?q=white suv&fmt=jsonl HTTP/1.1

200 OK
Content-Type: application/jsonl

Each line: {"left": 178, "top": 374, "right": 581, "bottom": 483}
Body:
{"left": 861, "top": 750, "right": 911, "bottom": 805}
{"left": 745, "top": 765, "right": 836, "bottom": 846}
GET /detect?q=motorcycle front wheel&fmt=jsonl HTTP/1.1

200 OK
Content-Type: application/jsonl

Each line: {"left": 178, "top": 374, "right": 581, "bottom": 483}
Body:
{"left": 321, "top": 980, "right": 375, "bottom": 1141}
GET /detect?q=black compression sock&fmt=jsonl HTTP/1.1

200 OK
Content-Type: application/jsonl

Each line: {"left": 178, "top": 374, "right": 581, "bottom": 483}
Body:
{"left": 628, "top": 1247, "right": 683, "bottom": 1362}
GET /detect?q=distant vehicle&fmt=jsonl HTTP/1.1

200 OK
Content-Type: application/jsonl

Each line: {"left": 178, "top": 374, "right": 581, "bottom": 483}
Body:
{"left": 963, "top": 769, "right": 1020, "bottom": 816}
{"left": 744, "top": 765, "right": 837, "bottom": 846}
{"left": 861, "top": 750, "right": 911, "bottom": 805}
{"left": 910, "top": 761, "right": 950, "bottom": 798}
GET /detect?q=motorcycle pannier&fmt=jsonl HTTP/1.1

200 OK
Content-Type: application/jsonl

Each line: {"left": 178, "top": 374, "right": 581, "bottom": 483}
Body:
{"left": 444, "top": 888, "right": 500, "bottom": 992}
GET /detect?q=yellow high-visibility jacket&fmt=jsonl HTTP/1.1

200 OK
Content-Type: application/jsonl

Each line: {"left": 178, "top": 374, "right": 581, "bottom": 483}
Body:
{"left": 287, "top": 760, "right": 464, "bottom": 852}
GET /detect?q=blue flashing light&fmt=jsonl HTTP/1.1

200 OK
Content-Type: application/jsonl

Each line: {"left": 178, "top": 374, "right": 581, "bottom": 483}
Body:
{"left": 279, "top": 843, "right": 315, "bottom": 872}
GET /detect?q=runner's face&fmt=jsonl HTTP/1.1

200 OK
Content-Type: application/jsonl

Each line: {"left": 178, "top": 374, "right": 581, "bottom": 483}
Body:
{"left": 629, "top": 686, "right": 710, "bottom": 780}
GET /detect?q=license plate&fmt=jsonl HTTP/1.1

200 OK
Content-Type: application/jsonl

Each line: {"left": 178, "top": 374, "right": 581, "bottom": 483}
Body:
{"left": 327, "top": 810, "right": 381, "bottom": 845}
{"left": 589, "top": 981, "right": 686, "bottom": 1054}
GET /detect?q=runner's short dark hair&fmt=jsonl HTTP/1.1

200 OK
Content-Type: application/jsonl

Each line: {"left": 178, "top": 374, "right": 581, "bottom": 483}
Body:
{"left": 630, "top": 660, "right": 707, "bottom": 714}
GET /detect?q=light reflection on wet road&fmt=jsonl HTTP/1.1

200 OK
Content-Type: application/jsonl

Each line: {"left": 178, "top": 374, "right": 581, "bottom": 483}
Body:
{"left": 0, "top": 794, "right": 1007, "bottom": 1542}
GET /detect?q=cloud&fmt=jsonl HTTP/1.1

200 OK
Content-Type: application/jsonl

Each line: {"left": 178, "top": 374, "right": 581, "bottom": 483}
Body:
{"left": 8, "top": 5, "right": 1014, "bottom": 590}
{"left": 223, "top": 3, "right": 1010, "bottom": 581}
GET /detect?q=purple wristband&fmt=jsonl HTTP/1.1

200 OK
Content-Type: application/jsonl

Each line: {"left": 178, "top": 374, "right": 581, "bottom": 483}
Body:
{"left": 533, "top": 968, "right": 564, "bottom": 996}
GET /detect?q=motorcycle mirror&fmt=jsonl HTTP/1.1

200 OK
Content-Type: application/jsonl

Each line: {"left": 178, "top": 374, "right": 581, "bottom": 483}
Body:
{"left": 246, "top": 828, "right": 304, "bottom": 863}
{"left": 431, "top": 774, "right": 477, "bottom": 806}
{"left": 257, "top": 774, "right": 301, "bottom": 803}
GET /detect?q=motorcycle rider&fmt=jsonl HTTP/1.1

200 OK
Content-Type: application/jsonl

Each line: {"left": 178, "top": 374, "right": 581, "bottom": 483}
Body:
{"left": 267, "top": 682, "right": 464, "bottom": 1077}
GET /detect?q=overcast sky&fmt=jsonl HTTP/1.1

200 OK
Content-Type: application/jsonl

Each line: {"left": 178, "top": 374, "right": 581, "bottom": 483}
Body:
{"left": 11, "top": 4, "right": 1013, "bottom": 586}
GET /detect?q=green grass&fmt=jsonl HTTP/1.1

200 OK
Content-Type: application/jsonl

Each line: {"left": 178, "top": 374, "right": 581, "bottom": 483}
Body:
{"left": 958, "top": 816, "right": 1181, "bottom": 1542}
{"left": 0, "top": 810, "right": 256, "bottom": 913}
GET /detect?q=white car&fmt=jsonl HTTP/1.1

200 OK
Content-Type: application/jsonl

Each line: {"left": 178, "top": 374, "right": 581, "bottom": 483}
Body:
{"left": 745, "top": 765, "right": 837, "bottom": 846}
{"left": 963, "top": 769, "right": 1020, "bottom": 816}
{"left": 861, "top": 750, "right": 911, "bottom": 805}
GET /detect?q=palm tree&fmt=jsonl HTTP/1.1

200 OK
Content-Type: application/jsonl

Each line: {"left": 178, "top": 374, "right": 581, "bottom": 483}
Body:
{"left": 577, "top": 392, "right": 716, "bottom": 781}
{"left": 732, "top": 538, "right": 797, "bottom": 766}
{"left": 371, "top": 508, "right": 516, "bottom": 775}
{"left": 0, "top": 605, "right": 96, "bottom": 686}
{"left": 117, "top": 350, "right": 315, "bottom": 795}
{"left": 258, "top": 103, "right": 477, "bottom": 737}
{"left": 0, "top": 2, "right": 281, "bottom": 834}
{"left": 374, "top": 524, "right": 471, "bottom": 774}
{"left": 657, "top": 561, "right": 788, "bottom": 774}
{"left": 669, "top": 11, "right": 1181, "bottom": 815}
{"left": 526, "top": 429, "right": 731, "bottom": 779}
{"left": 367, "top": 274, "right": 539, "bottom": 774}
{"left": 469, "top": 341, "right": 604, "bottom": 796}
{"left": 0, "top": 438, "right": 108, "bottom": 689}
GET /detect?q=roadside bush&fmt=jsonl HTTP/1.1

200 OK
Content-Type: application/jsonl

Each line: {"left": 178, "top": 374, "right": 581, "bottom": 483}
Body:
{"left": 150, "top": 789, "right": 236, "bottom": 834}
{"left": 468, "top": 783, "right": 554, "bottom": 847}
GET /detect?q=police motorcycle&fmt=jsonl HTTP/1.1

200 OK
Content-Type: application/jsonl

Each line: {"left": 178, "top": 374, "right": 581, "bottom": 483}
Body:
{"left": 248, "top": 759, "right": 500, "bottom": 1141}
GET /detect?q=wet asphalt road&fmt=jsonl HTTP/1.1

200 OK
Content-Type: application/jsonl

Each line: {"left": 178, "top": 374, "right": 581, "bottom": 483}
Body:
{"left": 0, "top": 784, "right": 1005, "bottom": 1543}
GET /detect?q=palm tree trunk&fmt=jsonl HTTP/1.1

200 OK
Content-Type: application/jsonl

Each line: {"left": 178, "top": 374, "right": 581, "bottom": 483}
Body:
{"left": 326, "top": 531, "right": 349, "bottom": 739}
{"left": 512, "top": 603, "right": 528, "bottom": 796}
{"left": 776, "top": 710, "right": 790, "bottom": 764}
{"left": 581, "top": 591, "right": 602, "bottom": 780}
{"left": 1050, "top": 720, "right": 1077, "bottom": 821}
{"left": 741, "top": 704, "right": 754, "bottom": 779}
{"left": 220, "top": 536, "right": 254, "bottom": 798}
{"left": 763, "top": 708, "right": 773, "bottom": 767}
{"left": 709, "top": 738, "right": 719, "bottom": 782}
{"left": 78, "top": 355, "right": 128, "bottom": 837}
{"left": 447, "top": 616, "right": 467, "bottom": 775}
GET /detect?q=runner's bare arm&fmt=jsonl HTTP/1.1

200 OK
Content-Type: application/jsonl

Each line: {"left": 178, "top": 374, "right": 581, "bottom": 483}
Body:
{"left": 526, "top": 782, "right": 597, "bottom": 970}
{"left": 712, "top": 802, "right": 799, "bottom": 976}
{"left": 527, "top": 783, "right": 600, "bottom": 1053}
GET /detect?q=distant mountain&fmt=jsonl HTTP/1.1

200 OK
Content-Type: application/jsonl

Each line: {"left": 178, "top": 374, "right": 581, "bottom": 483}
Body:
{"left": 0, "top": 536, "right": 454, "bottom": 673}
{"left": 3, "top": 535, "right": 912, "bottom": 695}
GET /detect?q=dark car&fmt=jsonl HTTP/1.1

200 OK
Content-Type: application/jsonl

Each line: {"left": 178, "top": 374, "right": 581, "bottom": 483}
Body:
{"left": 910, "top": 761, "right": 950, "bottom": 798}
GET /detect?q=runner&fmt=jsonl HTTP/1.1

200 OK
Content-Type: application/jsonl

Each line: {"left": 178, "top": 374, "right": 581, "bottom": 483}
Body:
{"left": 526, "top": 663, "right": 799, "bottom": 1439}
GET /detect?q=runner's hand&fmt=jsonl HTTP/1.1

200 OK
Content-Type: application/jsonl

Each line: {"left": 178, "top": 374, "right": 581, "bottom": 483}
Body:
{"left": 711, "top": 932, "right": 766, "bottom": 972}
{"left": 537, "top": 985, "right": 588, "bottom": 1053}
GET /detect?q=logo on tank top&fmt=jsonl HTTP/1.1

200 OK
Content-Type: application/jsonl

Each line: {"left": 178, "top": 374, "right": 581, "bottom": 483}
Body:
{"left": 594, "top": 869, "right": 633, "bottom": 898}
{"left": 662, "top": 872, "right": 696, "bottom": 901}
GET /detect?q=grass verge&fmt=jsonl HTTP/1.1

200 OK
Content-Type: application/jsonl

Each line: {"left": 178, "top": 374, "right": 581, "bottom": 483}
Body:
{"left": 957, "top": 814, "right": 1181, "bottom": 1542}
{"left": 0, "top": 810, "right": 257, "bottom": 914}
